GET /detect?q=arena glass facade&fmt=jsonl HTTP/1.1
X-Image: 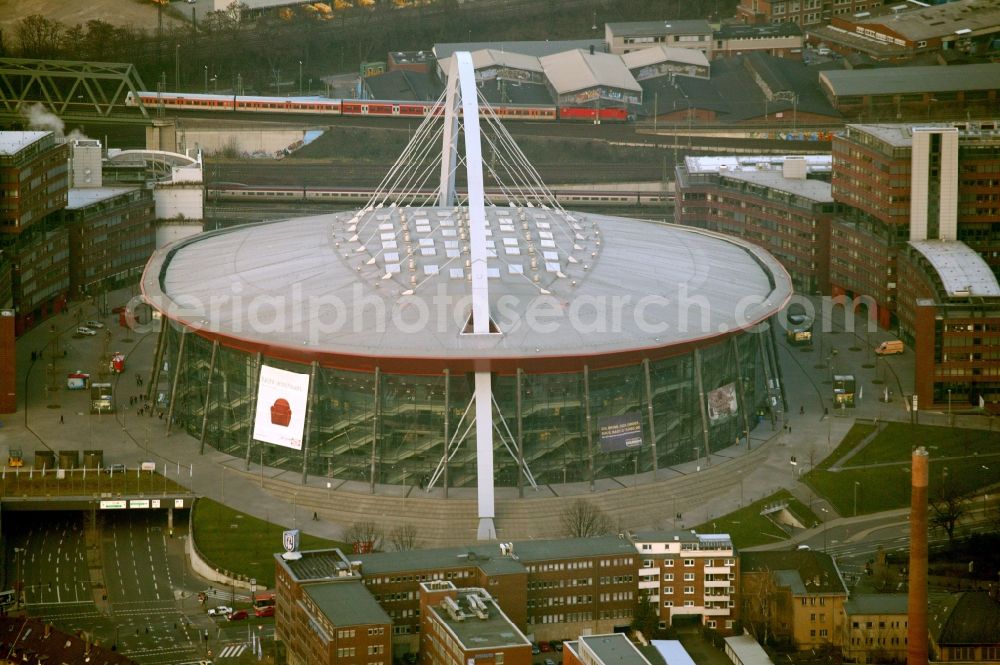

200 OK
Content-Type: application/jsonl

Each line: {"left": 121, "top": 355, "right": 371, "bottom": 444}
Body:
{"left": 156, "top": 322, "right": 782, "bottom": 489}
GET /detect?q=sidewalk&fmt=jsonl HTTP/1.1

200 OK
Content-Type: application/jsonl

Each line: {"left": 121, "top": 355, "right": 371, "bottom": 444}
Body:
{"left": 0, "top": 290, "right": 953, "bottom": 547}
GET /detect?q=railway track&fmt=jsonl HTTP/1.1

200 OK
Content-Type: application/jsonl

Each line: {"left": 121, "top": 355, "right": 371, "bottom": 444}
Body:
{"left": 209, "top": 161, "right": 666, "bottom": 188}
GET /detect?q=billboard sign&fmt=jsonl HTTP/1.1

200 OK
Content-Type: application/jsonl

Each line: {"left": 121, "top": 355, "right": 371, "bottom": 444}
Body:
{"left": 707, "top": 383, "right": 739, "bottom": 422}
{"left": 253, "top": 366, "right": 310, "bottom": 450}
{"left": 283, "top": 529, "right": 300, "bottom": 554}
{"left": 599, "top": 412, "right": 643, "bottom": 452}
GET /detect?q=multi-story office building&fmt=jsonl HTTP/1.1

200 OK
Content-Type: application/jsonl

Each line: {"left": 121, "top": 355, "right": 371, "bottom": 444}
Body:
{"left": 631, "top": 530, "right": 738, "bottom": 633}
{"left": 841, "top": 594, "right": 908, "bottom": 664}
{"left": 674, "top": 155, "right": 835, "bottom": 295}
{"left": 273, "top": 548, "right": 393, "bottom": 665}
{"left": 419, "top": 581, "right": 531, "bottom": 665}
{"left": 896, "top": 241, "right": 1000, "bottom": 409}
{"left": 832, "top": 123, "right": 1000, "bottom": 287}
{"left": 354, "top": 536, "right": 638, "bottom": 645}
{"left": 0, "top": 131, "right": 71, "bottom": 335}
{"left": 0, "top": 131, "right": 68, "bottom": 235}
{"left": 276, "top": 533, "right": 729, "bottom": 660}
{"left": 62, "top": 187, "right": 156, "bottom": 297}
{"left": 10, "top": 222, "right": 70, "bottom": 335}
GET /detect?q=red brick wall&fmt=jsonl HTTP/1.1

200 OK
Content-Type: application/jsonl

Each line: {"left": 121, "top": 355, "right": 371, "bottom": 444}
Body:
{"left": 0, "top": 310, "right": 14, "bottom": 413}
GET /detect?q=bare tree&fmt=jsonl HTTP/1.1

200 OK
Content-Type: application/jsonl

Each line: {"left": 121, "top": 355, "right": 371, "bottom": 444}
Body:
{"left": 345, "top": 520, "right": 383, "bottom": 553}
{"left": 15, "top": 15, "right": 63, "bottom": 58}
{"left": 869, "top": 546, "right": 899, "bottom": 593}
{"left": 741, "top": 568, "right": 777, "bottom": 645}
{"left": 388, "top": 523, "right": 418, "bottom": 552}
{"left": 930, "top": 482, "right": 966, "bottom": 549}
{"left": 560, "top": 499, "right": 612, "bottom": 538}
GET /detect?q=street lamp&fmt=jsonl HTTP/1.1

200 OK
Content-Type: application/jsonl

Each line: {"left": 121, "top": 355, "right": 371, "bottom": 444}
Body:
{"left": 204, "top": 65, "right": 208, "bottom": 93}
{"left": 175, "top": 44, "right": 181, "bottom": 90}
{"left": 948, "top": 388, "right": 952, "bottom": 422}
{"left": 853, "top": 481, "right": 861, "bottom": 517}
{"left": 13, "top": 547, "right": 24, "bottom": 608}
{"left": 298, "top": 60, "right": 303, "bottom": 96}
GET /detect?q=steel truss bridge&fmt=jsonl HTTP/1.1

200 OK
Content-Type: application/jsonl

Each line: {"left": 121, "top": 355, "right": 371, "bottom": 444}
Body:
{"left": 0, "top": 57, "right": 148, "bottom": 124}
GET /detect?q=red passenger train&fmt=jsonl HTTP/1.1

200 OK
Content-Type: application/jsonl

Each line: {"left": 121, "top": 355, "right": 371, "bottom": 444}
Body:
{"left": 124, "top": 91, "right": 628, "bottom": 123}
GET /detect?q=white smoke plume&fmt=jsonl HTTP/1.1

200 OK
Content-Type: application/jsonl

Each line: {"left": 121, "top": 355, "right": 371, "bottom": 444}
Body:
{"left": 22, "top": 102, "right": 64, "bottom": 135}
{"left": 21, "top": 102, "right": 90, "bottom": 141}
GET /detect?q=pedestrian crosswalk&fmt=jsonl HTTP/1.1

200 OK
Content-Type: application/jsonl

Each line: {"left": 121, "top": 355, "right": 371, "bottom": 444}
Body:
{"left": 217, "top": 644, "right": 247, "bottom": 658}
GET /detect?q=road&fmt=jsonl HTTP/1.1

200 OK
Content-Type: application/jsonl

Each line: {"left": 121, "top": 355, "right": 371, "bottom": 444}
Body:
{"left": 4, "top": 510, "right": 263, "bottom": 664}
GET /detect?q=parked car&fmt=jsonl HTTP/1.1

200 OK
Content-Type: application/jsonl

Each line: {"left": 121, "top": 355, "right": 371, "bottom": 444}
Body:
{"left": 254, "top": 605, "right": 275, "bottom": 618}
{"left": 550, "top": 641, "right": 563, "bottom": 652}
{"left": 76, "top": 326, "right": 96, "bottom": 336}
{"left": 207, "top": 605, "right": 232, "bottom": 617}
{"left": 540, "top": 642, "right": 551, "bottom": 653}
{"left": 106, "top": 463, "right": 127, "bottom": 475}
{"left": 84, "top": 320, "right": 104, "bottom": 328}
{"left": 544, "top": 659, "right": 556, "bottom": 665}
{"left": 227, "top": 610, "right": 248, "bottom": 621}
{"left": 531, "top": 644, "right": 541, "bottom": 655}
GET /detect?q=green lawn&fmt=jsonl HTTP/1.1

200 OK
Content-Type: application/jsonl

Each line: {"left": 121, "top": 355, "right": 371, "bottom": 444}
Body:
{"left": 815, "top": 422, "right": 877, "bottom": 470}
{"left": 804, "top": 422, "right": 1000, "bottom": 516}
{"left": 693, "top": 490, "right": 819, "bottom": 549}
{"left": 191, "top": 498, "right": 344, "bottom": 589}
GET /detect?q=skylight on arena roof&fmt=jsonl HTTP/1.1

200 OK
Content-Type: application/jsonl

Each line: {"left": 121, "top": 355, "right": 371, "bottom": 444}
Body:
{"left": 330, "top": 205, "right": 599, "bottom": 297}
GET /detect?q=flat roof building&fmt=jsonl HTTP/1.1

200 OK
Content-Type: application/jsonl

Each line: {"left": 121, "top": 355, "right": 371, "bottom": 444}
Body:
{"left": 819, "top": 63, "right": 1000, "bottom": 121}
{"left": 605, "top": 21, "right": 713, "bottom": 56}
{"left": 420, "top": 581, "right": 530, "bottom": 665}
{"left": 564, "top": 634, "right": 653, "bottom": 665}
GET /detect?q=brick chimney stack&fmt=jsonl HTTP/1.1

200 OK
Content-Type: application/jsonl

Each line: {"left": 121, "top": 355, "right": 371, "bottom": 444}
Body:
{"left": 907, "top": 446, "right": 929, "bottom": 665}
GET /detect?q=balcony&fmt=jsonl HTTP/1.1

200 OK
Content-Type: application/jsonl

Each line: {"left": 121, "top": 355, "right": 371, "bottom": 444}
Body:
{"left": 705, "top": 579, "right": 730, "bottom": 587}
{"left": 704, "top": 566, "right": 729, "bottom": 575}
{"left": 639, "top": 580, "right": 660, "bottom": 590}
{"left": 639, "top": 567, "right": 660, "bottom": 576}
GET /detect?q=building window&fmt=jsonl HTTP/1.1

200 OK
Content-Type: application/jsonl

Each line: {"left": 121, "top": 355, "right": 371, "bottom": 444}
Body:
{"left": 664, "top": 559, "right": 674, "bottom": 567}
{"left": 496, "top": 653, "right": 504, "bottom": 664}
{"left": 684, "top": 559, "right": 695, "bottom": 567}
{"left": 664, "top": 574, "right": 674, "bottom": 581}
{"left": 683, "top": 573, "right": 695, "bottom": 581}
{"left": 684, "top": 586, "right": 694, "bottom": 594}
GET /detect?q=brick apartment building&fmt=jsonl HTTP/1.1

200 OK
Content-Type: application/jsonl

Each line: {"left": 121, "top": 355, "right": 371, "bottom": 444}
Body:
{"left": 736, "top": 0, "right": 883, "bottom": 27}
{"left": 841, "top": 594, "right": 908, "bottom": 664}
{"left": 674, "top": 155, "right": 835, "bottom": 296}
{"left": 740, "top": 550, "right": 848, "bottom": 650}
{"left": 419, "top": 581, "right": 531, "bottom": 665}
{"left": 632, "top": 530, "right": 739, "bottom": 633}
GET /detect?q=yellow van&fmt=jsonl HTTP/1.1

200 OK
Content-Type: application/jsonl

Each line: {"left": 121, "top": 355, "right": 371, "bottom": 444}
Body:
{"left": 875, "top": 340, "right": 904, "bottom": 355}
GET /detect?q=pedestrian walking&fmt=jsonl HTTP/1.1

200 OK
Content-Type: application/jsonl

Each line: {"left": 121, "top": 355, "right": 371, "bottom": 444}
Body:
{"left": 59, "top": 414, "right": 64, "bottom": 424}
{"left": 312, "top": 512, "right": 319, "bottom": 521}
{"left": 799, "top": 405, "right": 804, "bottom": 415}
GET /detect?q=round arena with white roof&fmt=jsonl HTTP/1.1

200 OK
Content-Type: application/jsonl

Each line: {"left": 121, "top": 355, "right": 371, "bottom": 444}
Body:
{"left": 139, "top": 54, "right": 792, "bottom": 532}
